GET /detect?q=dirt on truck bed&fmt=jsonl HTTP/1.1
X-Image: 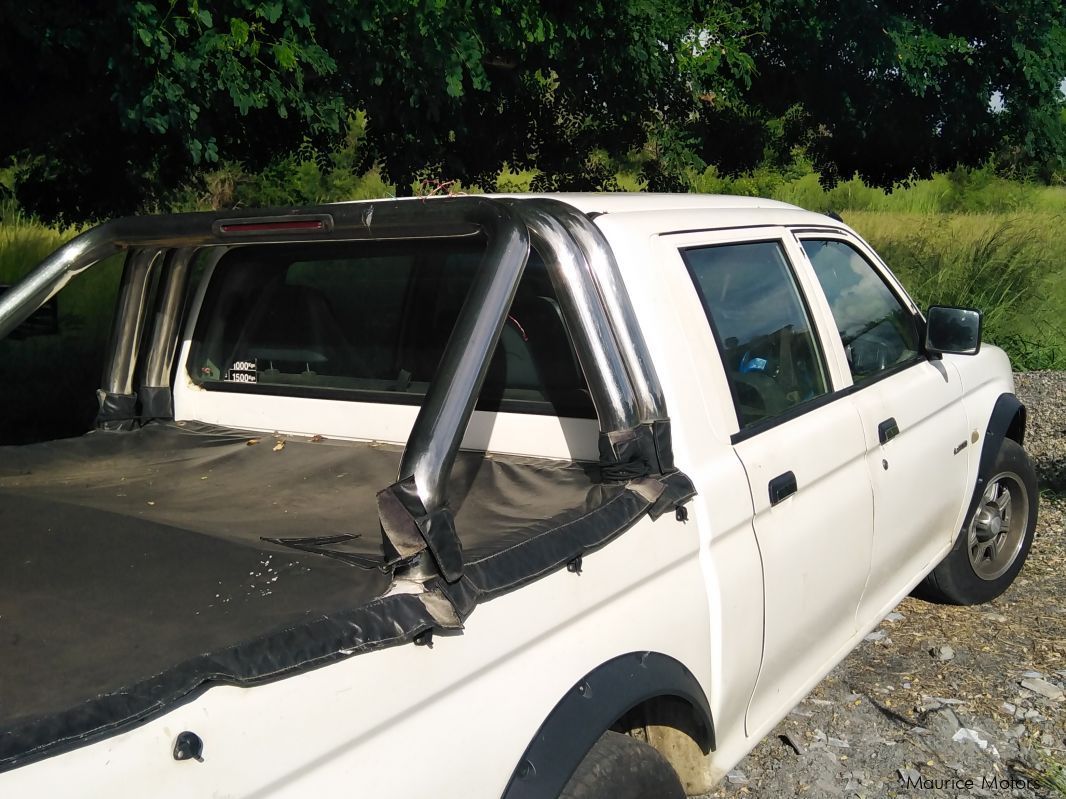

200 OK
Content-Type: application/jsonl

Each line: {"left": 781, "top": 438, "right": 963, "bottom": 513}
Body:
{"left": 704, "top": 372, "right": 1066, "bottom": 799}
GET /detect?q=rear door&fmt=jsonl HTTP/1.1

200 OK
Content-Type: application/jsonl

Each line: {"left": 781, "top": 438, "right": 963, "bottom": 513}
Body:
{"left": 672, "top": 228, "right": 874, "bottom": 734}
{"left": 795, "top": 234, "right": 969, "bottom": 623}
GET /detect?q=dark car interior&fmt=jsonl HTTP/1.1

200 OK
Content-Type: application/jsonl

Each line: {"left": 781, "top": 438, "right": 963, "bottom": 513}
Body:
{"left": 189, "top": 240, "right": 596, "bottom": 418}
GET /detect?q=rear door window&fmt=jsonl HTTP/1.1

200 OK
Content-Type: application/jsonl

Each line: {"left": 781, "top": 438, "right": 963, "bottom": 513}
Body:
{"left": 187, "top": 241, "right": 595, "bottom": 418}
{"left": 683, "top": 240, "right": 829, "bottom": 431}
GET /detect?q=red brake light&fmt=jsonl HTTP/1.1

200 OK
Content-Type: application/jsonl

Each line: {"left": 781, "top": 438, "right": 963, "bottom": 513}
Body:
{"left": 214, "top": 215, "right": 333, "bottom": 236}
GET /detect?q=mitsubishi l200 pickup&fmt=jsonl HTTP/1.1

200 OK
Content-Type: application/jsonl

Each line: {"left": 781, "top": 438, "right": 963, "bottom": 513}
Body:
{"left": 0, "top": 194, "right": 1038, "bottom": 798}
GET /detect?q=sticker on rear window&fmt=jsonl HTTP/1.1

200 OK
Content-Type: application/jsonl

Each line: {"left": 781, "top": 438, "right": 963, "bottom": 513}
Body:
{"left": 225, "top": 359, "right": 258, "bottom": 384}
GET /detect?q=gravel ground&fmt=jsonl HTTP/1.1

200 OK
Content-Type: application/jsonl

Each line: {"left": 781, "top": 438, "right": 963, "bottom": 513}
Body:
{"left": 701, "top": 372, "right": 1066, "bottom": 799}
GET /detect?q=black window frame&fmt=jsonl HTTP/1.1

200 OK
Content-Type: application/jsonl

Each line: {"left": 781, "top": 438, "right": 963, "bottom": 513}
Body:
{"left": 680, "top": 237, "right": 834, "bottom": 441}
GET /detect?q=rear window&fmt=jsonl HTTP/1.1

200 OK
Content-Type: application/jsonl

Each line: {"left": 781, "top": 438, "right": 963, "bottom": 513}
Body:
{"left": 187, "top": 240, "right": 595, "bottom": 418}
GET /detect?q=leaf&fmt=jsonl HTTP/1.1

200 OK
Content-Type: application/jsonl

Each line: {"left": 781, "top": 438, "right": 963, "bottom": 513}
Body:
{"left": 273, "top": 41, "right": 297, "bottom": 70}
{"left": 229, "top": 18, "right": 250, "bottom": 46}
{"left": 445, "top": 71, "right": 463, "bottom": 98}
{"left": 259, "top": 1, "right": 283, "bottom": 24}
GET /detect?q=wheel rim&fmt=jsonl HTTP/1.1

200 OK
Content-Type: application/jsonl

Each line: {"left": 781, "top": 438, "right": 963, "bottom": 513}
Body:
{"left": 966, "top": 471, "right": 1028, "bottom": 581}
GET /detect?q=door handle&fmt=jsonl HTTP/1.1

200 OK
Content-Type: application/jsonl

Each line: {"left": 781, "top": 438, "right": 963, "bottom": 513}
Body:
{"left": 768, "top": 471, "right": 797, "bottom": 506}
{"left": 878, "top": 417, "right": 900, "bottom": 445}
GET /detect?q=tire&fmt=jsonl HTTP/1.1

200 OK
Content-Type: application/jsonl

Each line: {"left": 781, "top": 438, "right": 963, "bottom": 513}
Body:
{"left": 558, "top": 731, "right": 685, "bottom": 799}
{"left": 917, "top": 438, "right": 1038, "bottom": 605}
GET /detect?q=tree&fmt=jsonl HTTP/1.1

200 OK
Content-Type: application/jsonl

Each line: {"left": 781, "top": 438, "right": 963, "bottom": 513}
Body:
{"left": 0, "top": 1, "right": 757, "bottom": 219}
{"left": 722, "top": 0, "right": 1066, "bottom": 186}
{"left": 1, "top": 2, "right": 344, "bottom": 219}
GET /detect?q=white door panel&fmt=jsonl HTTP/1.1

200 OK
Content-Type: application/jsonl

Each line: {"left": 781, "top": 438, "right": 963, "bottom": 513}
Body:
{"left": 853, "top": 359, "right": 968, "bottom": 620}
{"left": 736, "top": 400, "right": 872, "bottom": 732}
{"left": 656, "top": 227, "right": 875, "bottom": 738}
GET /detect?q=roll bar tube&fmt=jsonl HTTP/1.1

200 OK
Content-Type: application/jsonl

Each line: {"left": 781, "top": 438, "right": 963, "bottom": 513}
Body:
{"left": 504, "top": 201, "right": 639, "bottom": 432}
{"left": 537, "top": 200, "right": 668, "bottom": 424}
{"left": 142, "top": 248, "right": 196, "bottom": 391}
{"left": 101, "top": 248, "right": 163, "bottom": 397}
{"left": 0, "top": 228, "right": 123, "bottom": 341}
{"left": 394, "top": 200, "right": 530, "bottom": 512}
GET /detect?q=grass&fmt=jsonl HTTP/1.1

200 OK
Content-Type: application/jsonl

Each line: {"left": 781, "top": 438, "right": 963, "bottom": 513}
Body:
{"left": 0, "top": 203, "right": 123, "bottom": 443}
{"left": 844, "top": 211, "right": 1066, "bottom": 371}
{"left": 1010, "top": 751, "right": 1066, "bottom": 796}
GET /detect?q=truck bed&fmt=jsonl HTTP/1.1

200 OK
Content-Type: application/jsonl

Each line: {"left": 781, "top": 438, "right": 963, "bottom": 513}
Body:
{"left": 0, "top": 421, "right": 684, "bottom": 770}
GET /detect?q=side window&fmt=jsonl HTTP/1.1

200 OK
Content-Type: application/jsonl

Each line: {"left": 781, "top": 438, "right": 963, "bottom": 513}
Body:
{"left": 683, "top": 241, "right": 829, "bottom": 431}
{"left": 800, "top": 239, "right": 920, "bottom": 383}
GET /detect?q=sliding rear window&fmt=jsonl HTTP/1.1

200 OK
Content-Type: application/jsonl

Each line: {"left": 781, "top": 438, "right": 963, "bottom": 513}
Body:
{"left": 187, "top": 240, "right": 595, "bottom": 418}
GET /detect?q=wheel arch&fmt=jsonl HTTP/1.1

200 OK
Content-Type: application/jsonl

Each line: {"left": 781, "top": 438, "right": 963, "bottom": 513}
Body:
{"left": 501, "top": 651, "right": 714, "bottom": 799}
{"left": 966, "top": 393, "right": 1027, "bottom": 527}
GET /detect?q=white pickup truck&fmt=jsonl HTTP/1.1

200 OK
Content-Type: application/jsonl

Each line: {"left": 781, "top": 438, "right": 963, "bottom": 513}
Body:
{"left": 0, "top": 194, "right": 1038, "bottom": 798}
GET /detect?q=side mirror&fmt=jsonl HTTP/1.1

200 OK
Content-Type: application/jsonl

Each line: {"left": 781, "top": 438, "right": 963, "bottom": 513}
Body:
{"left": 0, "top": 285, "right": 59, "bottom": 340}
{"left": 925, "top": 305, "right": 982, "bottom": 357}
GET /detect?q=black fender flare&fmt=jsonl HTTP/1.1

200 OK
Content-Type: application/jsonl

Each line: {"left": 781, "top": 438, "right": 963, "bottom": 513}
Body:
{"left": 963, "top": 393, "right": 1027, "bottom": 527}
{"left": 501, "top": 651, "right": 713, "bottom": 799}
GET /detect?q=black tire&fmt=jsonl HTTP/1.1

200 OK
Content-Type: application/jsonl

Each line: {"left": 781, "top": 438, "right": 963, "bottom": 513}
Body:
{"left": 917, "top": 438, "right": 1038, "bottom": 605}
{"left": 558, "top": 731, "right": 685, "bottom": 799}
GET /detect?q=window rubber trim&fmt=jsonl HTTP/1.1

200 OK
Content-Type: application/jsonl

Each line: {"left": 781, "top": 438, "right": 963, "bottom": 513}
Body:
{"left": 190, "top": 378, "right": 599, "bottom": 420}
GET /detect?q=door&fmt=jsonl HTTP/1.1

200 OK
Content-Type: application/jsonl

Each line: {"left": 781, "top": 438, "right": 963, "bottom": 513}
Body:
{"left": 797, "top": 236, "right": 969, "bottom": 622}
{"left": 678, "top": 233, "right": 875, "bottom": 734}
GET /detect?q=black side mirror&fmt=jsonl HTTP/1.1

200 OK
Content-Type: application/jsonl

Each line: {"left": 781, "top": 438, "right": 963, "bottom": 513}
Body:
{"left": 0, "top": 285, "right": 59, "bottom": 340}
{"left": 925, "top": 305, "right": 982, "bottom": 357}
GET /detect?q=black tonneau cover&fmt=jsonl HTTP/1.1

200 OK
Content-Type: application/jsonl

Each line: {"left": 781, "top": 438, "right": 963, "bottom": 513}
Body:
{"left": 0, "top": 422, "right": 693, "bottom": 770}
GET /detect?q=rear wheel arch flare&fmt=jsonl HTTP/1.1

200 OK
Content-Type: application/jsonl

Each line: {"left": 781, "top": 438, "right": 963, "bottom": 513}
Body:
{"left": 501, "top": 652, "right": 713, "bottom": 799}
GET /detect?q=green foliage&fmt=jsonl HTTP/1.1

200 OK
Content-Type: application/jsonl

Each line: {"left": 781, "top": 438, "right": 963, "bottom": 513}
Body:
{"left": 0, "top": 210, "right": 122, "bottom": 443}
{"left": 694, "top": 163, "right": 1066, "bottom": 215}
{"left": 846, "top": 211, "right": 1066, "bottom": 371}
{"left": 1010, "top": 752, "right": 1066, "bottom": 797}
{"left": 738, "top": 0, "right": 1066, "bottom": 187}
{"left": 1, "top": 1, "right": 759, "bottom": 220}
{"left": 1, "top": 1, "right": 347, "bottom": 220}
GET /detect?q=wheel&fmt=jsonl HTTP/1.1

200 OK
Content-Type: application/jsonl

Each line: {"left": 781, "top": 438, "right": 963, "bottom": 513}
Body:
{"left": 558, "top": 731, "right": 685, "bottom": 799}
{"left": 917, "top": 438, "right": 1038, "bottom": 605}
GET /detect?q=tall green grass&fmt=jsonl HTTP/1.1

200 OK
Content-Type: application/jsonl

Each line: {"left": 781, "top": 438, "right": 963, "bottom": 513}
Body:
{"left": 692, "top": 164, "right": 1066, "bottom": 215}
{"left": 0, "top": 203, "right": 122, "bottom": 443}
{"left": 845, "top": 211, "right": 1066, "bottom": 370}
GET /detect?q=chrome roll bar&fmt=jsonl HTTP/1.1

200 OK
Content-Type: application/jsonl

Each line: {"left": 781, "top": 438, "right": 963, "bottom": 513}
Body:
{"left": 142, "top": 248, "right": 196, "bottom": 391}
{"left": 504, "top": 201, "right": 639, "bottom": 432}
{"left": 394, "top": 201, "right": 530, "bottom": 513}
{"left": 101, "top": 248, "right": 163, "bottom": 397}
{"left": 537, "top": 200, "right": 668, "bottom": 424}
{"left": 0, "top": 229, "right": 123, "bottom": 341}
{"left": 0, "top": 196, "right": 672, "bottom": 583}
